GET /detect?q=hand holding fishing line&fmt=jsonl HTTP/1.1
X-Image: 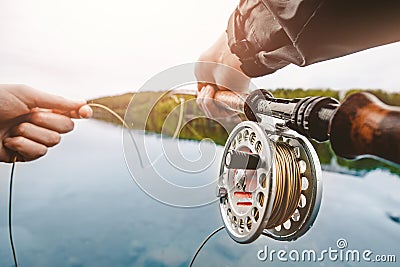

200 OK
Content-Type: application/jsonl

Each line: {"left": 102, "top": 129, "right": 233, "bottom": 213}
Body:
{"left": 0, "top": 84, "right": 93, "bottom": 163}
{"left": 0, "top": 85, "right": 132, "bottom": 267}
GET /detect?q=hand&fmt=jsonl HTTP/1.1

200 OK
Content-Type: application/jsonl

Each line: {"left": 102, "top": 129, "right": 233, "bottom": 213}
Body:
{"left": 0, "top": 84, "right": 93, "bottom": 163}
{"left": 195, "top": 33, "right": 250, "bottom": 118}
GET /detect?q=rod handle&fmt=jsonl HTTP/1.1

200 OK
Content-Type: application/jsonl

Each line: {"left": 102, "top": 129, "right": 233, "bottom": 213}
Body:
{"left": 330, "top": 92, "right": 400, "bottom": 164}
{"left": 213, "top": 90, "right": 247, "bottom": 113}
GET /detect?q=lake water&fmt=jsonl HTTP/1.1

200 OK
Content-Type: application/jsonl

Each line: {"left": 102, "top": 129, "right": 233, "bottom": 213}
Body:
{"left": 0, "top": 120, "right": 399, "bottom": 267}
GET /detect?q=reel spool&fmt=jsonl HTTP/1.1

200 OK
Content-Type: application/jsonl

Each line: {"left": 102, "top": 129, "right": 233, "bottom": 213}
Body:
{"left": 218, "top": 121, "right": 322, "bottom": 243}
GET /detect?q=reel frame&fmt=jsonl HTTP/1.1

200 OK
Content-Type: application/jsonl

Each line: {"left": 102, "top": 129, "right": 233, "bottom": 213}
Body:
{"left": 218, "top": 120, "right": 322, "bottom": 243}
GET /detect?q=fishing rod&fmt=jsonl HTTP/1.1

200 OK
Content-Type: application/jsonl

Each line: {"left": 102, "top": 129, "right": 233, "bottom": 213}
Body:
{"left": 214, "top": 89, "right": 400, "bottom": 164}
{"left": 212, "top": 89, "right": 399, "bottom": 243}
{"left": 170, "top": 88, "right": 399, "bottom": 245}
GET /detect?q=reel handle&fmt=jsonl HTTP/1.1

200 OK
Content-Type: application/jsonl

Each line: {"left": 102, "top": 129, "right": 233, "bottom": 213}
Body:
{"left": 330, "top": 92, "right": 400, "bottom": 164}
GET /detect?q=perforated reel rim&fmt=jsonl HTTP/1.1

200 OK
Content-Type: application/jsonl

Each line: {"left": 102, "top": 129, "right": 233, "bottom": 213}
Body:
{"left": 218, "top": 121, "right": 322, "bottom": 243}
{"left": 218, "top": 121, "right": 274, "bottom": 243}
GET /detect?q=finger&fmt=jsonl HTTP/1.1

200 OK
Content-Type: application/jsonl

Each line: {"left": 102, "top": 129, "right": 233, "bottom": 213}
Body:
{"left": 197, "top": 84, "right": 243, "bottom": 119}
{"left": 50, "top": 104, "right": 93, "bottom": 119}
{"left": 78, "top": 105, "right": 93, "bottom": 118}
{"left": 196, "top": 86, "right": 207, "bottom": 112}
{"left": 28, "top": 112, "right": 74, "bottom": 133}
{"left": 31, "top": 107, "right": 80, "bottom": 119}
{"left": 67, "top": 109, "right": 79, "bottom": 119}
{"left": 197, "top": 82, "right": 207, "bottom": 93}
{"left": 3, "top": 136, "right": 48, "bottom": 161}
{"left": 0, "top": 153, "right": 24, "bottom": 163}
{"left": 53, "top": 104, "right": 93, "bottom": 119}
{"left": 11, "top": 122, "right": 61, "bottom": 147}
{"left": 197, "top": 85, "right": 229, "bottom": 118}
{"left": 203, "top": 85, "right": 218, "bottom": 117}
{"left": 201, "top": 85, "right": 226, "bottom": 118}
{"left": 196, "top": 86, "right": 214, "bottom": 117}
{"left": 13, "top": 85, "right": 86, "bottom": 112}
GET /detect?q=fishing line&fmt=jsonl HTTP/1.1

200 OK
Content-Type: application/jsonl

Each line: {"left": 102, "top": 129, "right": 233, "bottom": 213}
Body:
{"left": 189, "top": 226, "right": 225, "bottom": 267}
{"left": 265, "top": 142, "right": 301, "bottom": 228}
{"left": 8, "top": 156, "right": 18, "bottom": 267}
{"left": 90, "top": 102, "right": 152, "bottom": 169}
{"left": 89, "top": 96, "right": 186, "bottom": 168}
{"left": 170, "top": 96, "right": 185, "bottom": 139}
{"left": 88, "top": 103, "right": 130, "bottom": 128}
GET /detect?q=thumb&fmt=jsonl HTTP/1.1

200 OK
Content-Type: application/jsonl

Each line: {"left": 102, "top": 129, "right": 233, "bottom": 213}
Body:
{"left": 14, "top": 85, "right": 86, "bottom": 111}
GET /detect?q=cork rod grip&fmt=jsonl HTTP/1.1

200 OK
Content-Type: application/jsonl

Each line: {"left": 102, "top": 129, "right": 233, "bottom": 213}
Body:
{"left": 213, "top": 90, "right": 247, "bottom": 113}
{"left": 330, "top": 92, "right": 400, "bottom": 164}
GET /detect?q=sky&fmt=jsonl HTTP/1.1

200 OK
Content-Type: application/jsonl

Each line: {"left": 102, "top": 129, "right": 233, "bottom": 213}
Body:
{"left": 0, "top": 0, "right": 399, "bottom": 100}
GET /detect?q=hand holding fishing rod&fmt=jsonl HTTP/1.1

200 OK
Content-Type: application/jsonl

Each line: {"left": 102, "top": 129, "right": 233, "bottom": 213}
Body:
{"left": 213, "top": 89, "right": 400, "bottom": 165}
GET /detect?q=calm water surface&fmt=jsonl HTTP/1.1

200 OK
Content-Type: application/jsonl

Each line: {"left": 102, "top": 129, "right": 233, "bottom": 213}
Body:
{"left": 0, "top": 120, "right": 399, "bottom": 266}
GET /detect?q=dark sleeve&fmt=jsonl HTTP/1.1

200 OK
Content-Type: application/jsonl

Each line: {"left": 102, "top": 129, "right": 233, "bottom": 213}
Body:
{"left": 227, "top": 0, "right": 400, "bottom": 77}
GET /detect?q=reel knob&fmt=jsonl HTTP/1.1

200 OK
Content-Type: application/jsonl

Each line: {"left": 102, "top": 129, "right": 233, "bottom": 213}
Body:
{"left": 218, "top": 121, "right": 322, "bottom": 243}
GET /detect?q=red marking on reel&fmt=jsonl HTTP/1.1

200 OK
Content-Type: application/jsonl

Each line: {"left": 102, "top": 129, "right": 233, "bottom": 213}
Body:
{"left": 234, "top": 192, "right": 252, "bottom": 198}
{"left": 234, "top": 192, "right": 253, "bottom": 206}
{"left": 237, "top": 202, "right": 252, "bottom": 206}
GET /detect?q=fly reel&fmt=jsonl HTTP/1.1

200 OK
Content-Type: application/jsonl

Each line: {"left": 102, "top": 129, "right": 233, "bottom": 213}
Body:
{"left": 218, "top": 120, "right": 322, "bottom": 243}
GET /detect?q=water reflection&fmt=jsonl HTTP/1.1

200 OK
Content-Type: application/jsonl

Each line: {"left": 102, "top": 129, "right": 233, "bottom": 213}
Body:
{"left": 0, "top": 120, "right": 398, "bottom": 266}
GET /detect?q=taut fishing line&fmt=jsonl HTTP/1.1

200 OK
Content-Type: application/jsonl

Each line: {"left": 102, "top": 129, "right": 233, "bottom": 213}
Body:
{"left": 88, "top": 103, "right": 130, "bottom": 128}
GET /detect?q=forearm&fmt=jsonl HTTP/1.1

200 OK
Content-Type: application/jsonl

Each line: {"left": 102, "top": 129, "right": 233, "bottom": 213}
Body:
{"left": 196, "top": 33, "right": 250, "bottom": 93}
{"left": 195, "top": 34, "right": 251, "bottom": 118}
{"left": 227, "top": 0, "right": 400, "bottom": 77}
